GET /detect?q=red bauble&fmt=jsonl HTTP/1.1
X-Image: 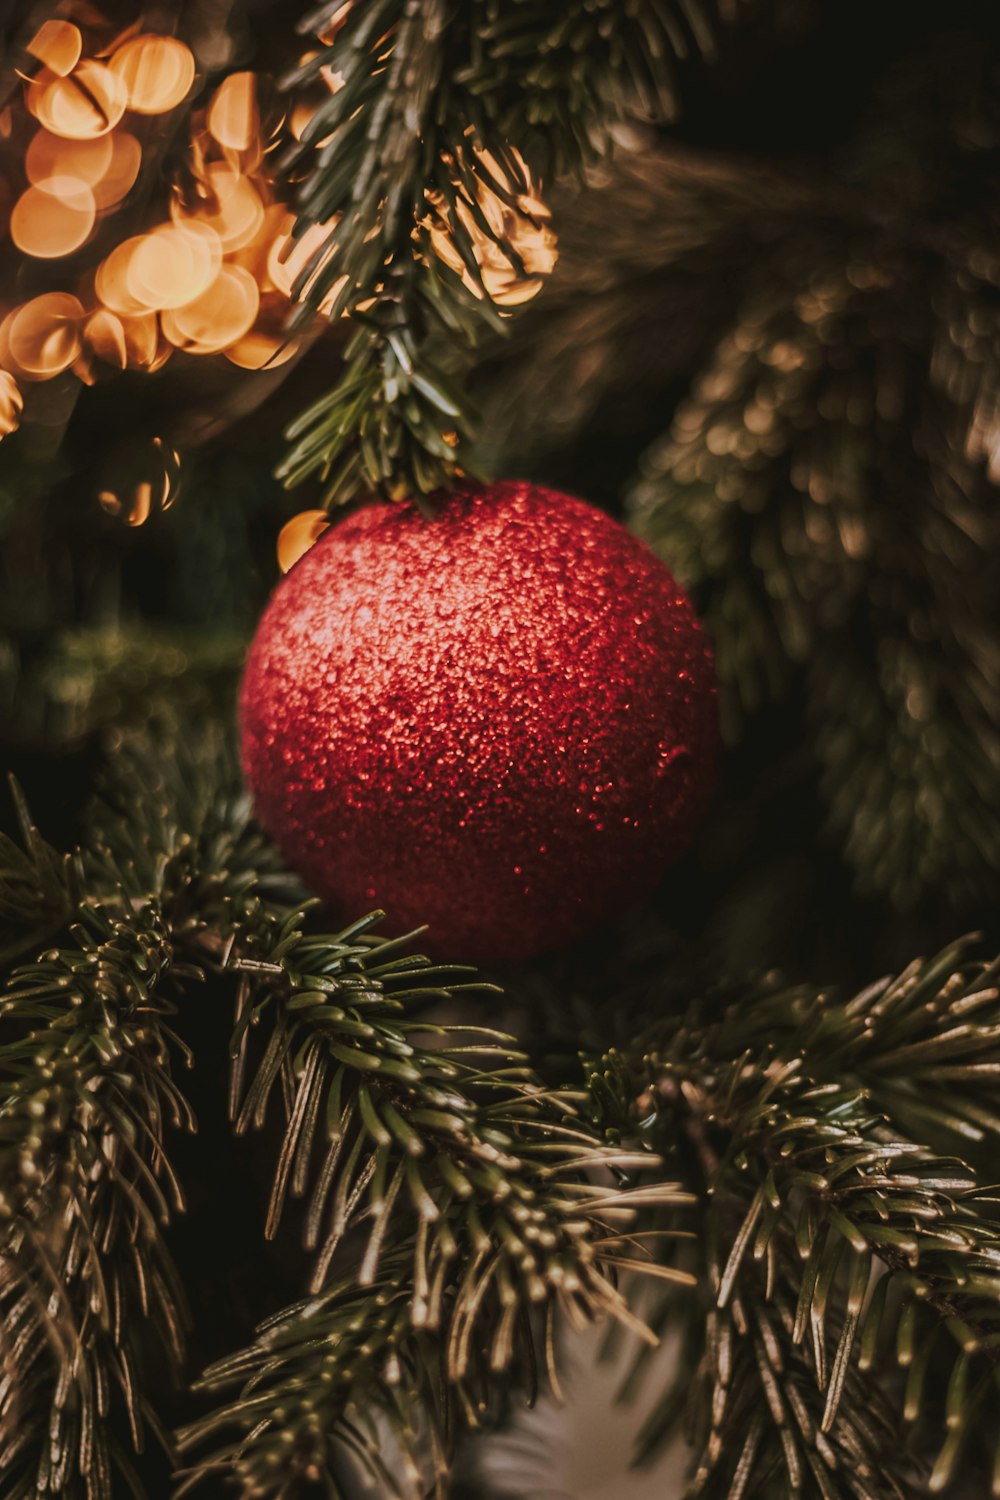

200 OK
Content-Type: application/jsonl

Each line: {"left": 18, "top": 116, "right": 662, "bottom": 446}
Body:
{"left": 240, "top": 481, "right": 717, "bottom": 961}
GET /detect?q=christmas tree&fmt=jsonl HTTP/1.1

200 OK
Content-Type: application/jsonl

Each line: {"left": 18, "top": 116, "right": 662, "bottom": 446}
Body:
{"left": 3, "top": 3, "right": 1000, "bottom": 1499}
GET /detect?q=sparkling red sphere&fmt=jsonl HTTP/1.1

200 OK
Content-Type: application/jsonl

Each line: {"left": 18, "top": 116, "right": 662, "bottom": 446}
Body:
{"left": 240, "top": 481, "right": 717, "bottom": 961}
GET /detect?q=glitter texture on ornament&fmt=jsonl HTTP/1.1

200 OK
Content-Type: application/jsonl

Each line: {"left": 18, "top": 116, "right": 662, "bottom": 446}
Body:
{"left": 240, "top": 481, "right": 718, "bottom": 960}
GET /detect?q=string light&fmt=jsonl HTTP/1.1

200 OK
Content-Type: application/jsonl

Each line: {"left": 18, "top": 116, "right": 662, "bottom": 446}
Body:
{"left": 1, "top": 16, "right": 304, "bottom": 407}
{"left": 10, "top": 176, "right": 96, "bottom": 258}
{"left": 2, "top": 293, "right": 85, "bottom": 379}
{"left": 108, "top": 34, "right": 195, "bottom": 114}
{"left": 206, "top": 71, "right": 260, "bottom": 154}
{"left": 33, "top": 60, "right": 128, "bottom": 139}
{"left": 0, "top": 4, "right": 558, "bottom": 531}
{"left": 161, "top": 263, "right": 259, "bottom": 352}
{"left": 172, "top": 164, "right": 265, "bottom": 253}
{"left": 277, "top": 509, "right": 330, "bottom": 571}
{"left": 126, "top": 221, "right": 223, "bottom": 308}
{"left": 0, "top": 371, "right": 23, "bottom": 437}
{"left": 426, "top": 145, "right": 557, "bottom": 308}
{"left": 267, "top": 218, "right": 346, "bottom": 314}
{"left": 25, "top": 20, "right": 83, "bottom": 78}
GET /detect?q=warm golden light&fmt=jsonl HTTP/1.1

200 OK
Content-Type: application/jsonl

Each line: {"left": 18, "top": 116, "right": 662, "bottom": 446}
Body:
{"left": 95, "top": 234, "right": 153, "bottom": 315}
{"left": 268, "top": 218, "right": 346, "bottom": 314}
{"left": 3, "top": 23, "right": 344, "bottom": 418}
{"left": 94, "top": 129, "right": 141, "bottom": 208}
{"left": 81, "top": 308, "right": 166, "bottom": 375}
{"left": 427, "top": 146, "right": 557, "bottom": 309}
{"left": 109, "top": 34, "right": 195, "bottom": 115}
{"left": 26, "top": 20, "right": 83, "bottom": 79}
{"left": 224, "top": 292, "right": 301, "bottom": 370}
{"left": 162, "top": 263, "right": 259, "bottom": 353}
{"left": 119, "top": 311, "right": 161, "bottom": 368}
{"left": 287, "top": 48, "right": 341, "bottom": 146}
{"left": 229, "top": 204, "right": 295, "bottom": 288}
{"left": 4, "top": 293, "right": 84, "bottom": 378}
{"left": 207, "top": 71, "right": 260, "bottom": 154}
{"left": 225, "top": 328, "right": 299, "bottom": 370}
{"left": 147, "top": 342, "right": 174, "bottom": 374}
{"left": 316, "top": 4, "right": 353, "bottom": 46}
{"left": 34, "top": 59, "right": 128, "bottom": 139}
{"left": 83, "top": 308, "right": 128, "bottom": 369}
{"left": 25, "top": 127, "right": 141, "bottom": 212}
{"left": 277, "top": 509, "right": 330, "bottom": 572}
{"left": 127, "top": 221, "right": 223, "bottom": 310}
{"left": 27, "top": 127, "right": 111, "bottom": 186}
{"left": 0, "top": 370, "right": 23, "bottom": 438}
{"left": 289, "top": 101, "right": 318, "bottom": 144}
{"left": 11, "top": 176, "right": 96, "bottom": 259}
{"left": 173, "top": 164, "right": 265, "bottom": 252}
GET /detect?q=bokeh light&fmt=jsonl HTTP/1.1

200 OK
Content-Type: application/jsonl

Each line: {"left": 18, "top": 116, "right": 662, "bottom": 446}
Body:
{"left": 33, "top": 60, "right": 128, "bottom": 139}
{"left": 173, "top": 164, "right": 265, "bottom": 253}
{"left": 127, "top": 221, "right": 223, "bottom": 309}
{"left": 0, "top": 370, "right": 23, "bottom": 436}
{"left": 3, "top": 293, "right": 84, "bottom": 378}
{"left": 267, "top": 218, "right": 346, "bottom": 314}
{"left": 207, "top": 71, "right": 259, "bottom": 154}
{"left": 25, "top": 20, "right": 83, "bottom": 79}
{"left": 426, "top": 146, "right": 557, "bottom": 308}
{"left": 0, "top": 12, "right": 556, "bottom": 458}
{"left": 10, "top": 176, "right": 96, "bottom": 258}
{"left": 161, "top": 263, "right": 259, "bottom": 352}
{"left": 109, "top": 35, "right": 196, "bottom": 115}
{"left": 277, "top": 509, "right": 330, "bottom": 571}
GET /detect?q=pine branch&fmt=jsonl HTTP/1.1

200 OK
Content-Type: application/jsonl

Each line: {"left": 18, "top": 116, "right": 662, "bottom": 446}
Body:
{"left": 587, "top": 942, "right": 1000, "bottom": 1496}
{"left": 11, "top": 715, "right": 1000, "bottom": 1499}
{"left": 176, "top": 896, "right": 694, "bottom": 1495}
{"left": 276, "top": 0, "right": 718, "bottom": 503}
{"left": 5, "top": 710, "right": 694, "bottom": 1498}
{"left": 697, "top": 939, "right": 1000, "bottom": 1159}
{"left": 0, "top": 779, "right": 74, "bottom": 965}
{"left": 83, "top": 711, "right": 291, "bottom": 925}
{"left": 0, "top": 715, "right": 285, "bottom": 1499}
{"left": 0, "top": 894, "right": 193, "bottom": 1500}
{"left": 178, "top": 1168, "right": 691, "bottom": 1499}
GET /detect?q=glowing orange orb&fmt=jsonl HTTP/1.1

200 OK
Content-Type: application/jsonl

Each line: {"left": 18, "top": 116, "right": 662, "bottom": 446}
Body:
{"left": 95, "top": 235, "right": 152, "bottom": 315}
{"left": 109, "top": 34, "right": 196, "bottom": 115}
{"left": 10, "top": 176, "right": 96, "bottom": 258}
{"left": 35, "top": 60, "right": 128, "bottom": 139}
{"left": 5, "top": 292, "right": 84, "bottom": 378}
{"left": 277, "top": 510, "right": 330, "bottom": 572}
{"left": 26, "top": 20, "right": 83, "bottom": 79}
{"left": 207, "top": 71, "right": 260, "bottom": 153}
{"left": 127, "top": 221, "right": 223, "bottom": 310}
{"left": 27, "top": 128, "right": 111, "bottom": 186}
{"left": 223, "top": 291, "right": 302, "bottom": 370}
{"left": 161, "top": 263, "right": 260, "bottom": 353}
{"left": 224, "top": 326, "right": 300, "bottom": 371}
{"left": 172, "top": 164, "right": 265, "bottom": 253}
{"left": 0, "top": 370, "right": 24, "bottom": 437}
{"left": 268, "top": 218, "right": 345, "bottom": 314}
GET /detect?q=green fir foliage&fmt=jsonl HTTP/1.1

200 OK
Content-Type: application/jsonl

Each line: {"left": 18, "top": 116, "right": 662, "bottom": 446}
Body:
{"left": 275, "top": 0, "right": 717, "bottom": 503}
